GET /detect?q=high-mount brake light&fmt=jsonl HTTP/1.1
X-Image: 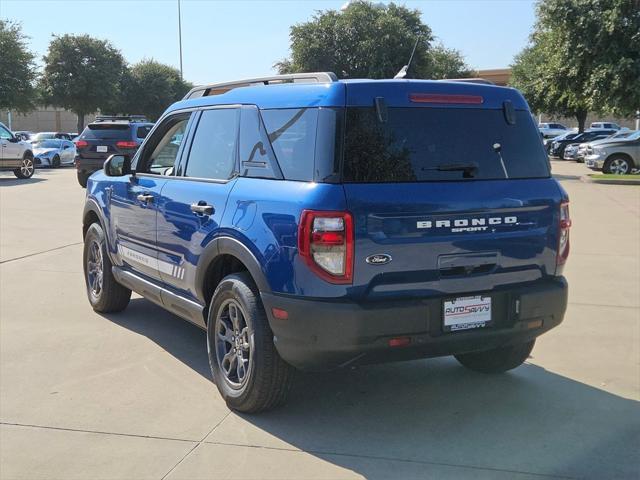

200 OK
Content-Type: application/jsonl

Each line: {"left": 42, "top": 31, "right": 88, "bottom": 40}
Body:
{"left": 298, "top": 210, "right": 354, "bottom": 284}
{"left": 557, "top": 201, "right": 572, "bottom": 265}
{"left": 409, "top": 93, "right": 484, "bottom": 105}
{"left": 116, "top": 141, "right": 138, "bottom": 149}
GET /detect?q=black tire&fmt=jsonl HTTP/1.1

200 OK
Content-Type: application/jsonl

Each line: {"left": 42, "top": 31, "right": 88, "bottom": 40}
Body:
{"left": 603, "top": 155, "right": 633, "bottom": 175}
{"left": 83, "top": 222, "right": 131, "bottom": 313}
{"left": 77, "top": 172, "right": 88, "bottom": 188}
{"left": 13, "top": 153, "right": 35, "bottom": 179}
{"left": 52, "top": 155, "right": 61, "bottom": 168}
{"left": 455, "top": 340, "right": 535, "bottom": 374}
{"left": 207, "top": 272, "right": 294, "bottom": 413}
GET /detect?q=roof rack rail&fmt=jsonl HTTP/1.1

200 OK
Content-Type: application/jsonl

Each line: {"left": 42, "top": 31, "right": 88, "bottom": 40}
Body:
{"left": 183, "top": 72, "right": 338, "bottom": 100}
{"left": 93, "top": 115, "right": 149, "bottom": 123}
{"left": 439, "top": 78, "right": 495, "bottom": 85}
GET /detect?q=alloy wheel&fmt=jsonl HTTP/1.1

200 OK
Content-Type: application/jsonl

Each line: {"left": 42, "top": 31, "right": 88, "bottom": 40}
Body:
{"left": 20, "top": 158, "right": 34, "bottom": 177}
{"left": 215, "top": 299, "right": 252, "bottom": 389}
{"left": 86, "top": 240, "right": 104, "bottom": 299}
{"left": 609, "top": 158, "right": 629, "bottom": 175}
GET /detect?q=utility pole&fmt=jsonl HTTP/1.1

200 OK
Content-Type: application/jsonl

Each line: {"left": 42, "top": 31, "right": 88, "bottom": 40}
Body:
{"left": 178, "top": 0, "right": 184, "bottom": 79}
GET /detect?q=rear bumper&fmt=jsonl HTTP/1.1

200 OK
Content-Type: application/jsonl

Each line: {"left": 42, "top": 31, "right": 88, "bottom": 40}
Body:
{"left": 76, "top": 157, "right": 106, "bottom": 175}
{"left": 262, "top": 278, "right": 568, "bottom": 371}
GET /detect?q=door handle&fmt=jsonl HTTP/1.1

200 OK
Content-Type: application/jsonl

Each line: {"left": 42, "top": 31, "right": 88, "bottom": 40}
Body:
{"left": 137, "top": 193, "right": 154, "bottom": 204}
{"left": 190, "top": 202, "right": 214, "bottom": 215}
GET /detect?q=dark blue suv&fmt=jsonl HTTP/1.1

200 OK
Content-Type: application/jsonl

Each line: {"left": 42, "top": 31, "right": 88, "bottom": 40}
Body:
{"left": 82, "top": 73, "right": 570, "bottom": 412}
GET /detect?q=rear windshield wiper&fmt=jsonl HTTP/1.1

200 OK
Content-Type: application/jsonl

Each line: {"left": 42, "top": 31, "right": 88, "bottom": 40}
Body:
{"left": 423, "top": 162, "right": 479, "bottom": 178}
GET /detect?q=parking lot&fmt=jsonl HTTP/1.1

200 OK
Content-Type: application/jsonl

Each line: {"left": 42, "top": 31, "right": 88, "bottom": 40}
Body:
{"left": 0, "top": 162, "right": 638, "bottom": 479}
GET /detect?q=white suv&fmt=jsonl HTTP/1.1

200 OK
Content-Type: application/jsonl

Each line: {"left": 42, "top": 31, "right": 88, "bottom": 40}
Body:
{"left": 0, "top": 122, "right": 35, "bottom": 179}
{"left": 539, "top": 122, "right": 568, "bottom": 139}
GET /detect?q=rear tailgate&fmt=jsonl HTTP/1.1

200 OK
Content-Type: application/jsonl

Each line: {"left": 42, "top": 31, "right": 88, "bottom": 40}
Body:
{"left": 345, "top": 179, "right": 562, "bottom": 300}
{"left": 341, "top": 81, "right": 565, "bottom": 301}
{"left": 76, "top": 123, "right": 136, "bottom": 160}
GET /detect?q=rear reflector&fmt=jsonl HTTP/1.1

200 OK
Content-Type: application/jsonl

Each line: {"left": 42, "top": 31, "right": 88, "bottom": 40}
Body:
{"left": 409, "top": 93, "right": 484, "bottom": 105}
{"left": 388, "top": 337, "right": 411, "bottom": 348}
{"left": 271, "top": 307, "right": 289, "bottom": 320}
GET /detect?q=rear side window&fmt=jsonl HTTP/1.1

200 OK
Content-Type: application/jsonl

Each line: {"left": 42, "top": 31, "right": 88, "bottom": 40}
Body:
{"left": 185, "top": 108, "right": 239, "bottom": 180}
{"left": 82, "top": 123, "right": 130, "bottom": 140}
{"left": 239, "top": 105, "right": 280, "bottom": 179}
{"left": 343, "top": 107, "right": 550, "bottom": 182}
{"left": 261, "top": 108, "right": 318, "bottom": 181}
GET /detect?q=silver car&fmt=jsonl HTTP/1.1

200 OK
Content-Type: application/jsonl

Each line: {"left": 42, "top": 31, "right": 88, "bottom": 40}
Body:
{"left": 32, "top": 139, "right": 77, "bottom": 168}
{"left": 585, "top": 131, "right": 640, "bottom": 174}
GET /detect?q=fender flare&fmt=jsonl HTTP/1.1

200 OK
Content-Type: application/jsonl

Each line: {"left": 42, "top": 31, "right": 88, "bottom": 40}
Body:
{"left": 195, "top": 236, "right": 271, "bottom": 302}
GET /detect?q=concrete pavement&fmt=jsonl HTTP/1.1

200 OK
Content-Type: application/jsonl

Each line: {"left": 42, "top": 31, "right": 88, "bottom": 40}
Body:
{"left": 0, "top": 164, "right": 638, "bottom": 479}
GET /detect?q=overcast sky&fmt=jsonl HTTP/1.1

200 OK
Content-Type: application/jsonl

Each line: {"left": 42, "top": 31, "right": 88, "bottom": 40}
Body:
{"left": 3, "top": 0, "right": 537, "bottom": 85}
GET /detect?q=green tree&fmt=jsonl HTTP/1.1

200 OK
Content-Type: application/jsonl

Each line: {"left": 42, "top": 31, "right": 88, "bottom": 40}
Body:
{"left": 115, "top": 59, "right": 192, "bottom": 121}
{"left": 275, "top": 0, "right": 471, "bottom": 80}
{"left": 40, "top": 34, "right": 125, "bottom": 133}
{"left": 0, "top": 20, "right": 37, "bottom": 113}
{"left": 511, "top": 0, "right": 640, "bottom": 132}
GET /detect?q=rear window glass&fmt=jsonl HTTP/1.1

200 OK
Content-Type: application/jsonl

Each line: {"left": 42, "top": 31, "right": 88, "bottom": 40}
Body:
{"left": 137, "top": 125, "right": 152, "bottom": 139}
{"left": 82, "top": 123, "right": 130, "bottom": 140}
{"left": 343, "top": 107, "right": 550, "bottom": 182}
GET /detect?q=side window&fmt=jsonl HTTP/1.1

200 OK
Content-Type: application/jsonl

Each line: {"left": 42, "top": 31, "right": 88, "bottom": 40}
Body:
{"left": 239, "top": 105, "right": 280, "bottom": 179}
{"left": 0, "top": 126, "right": 13, "bottom": 140}
{"left": 141, "top": 115, "right": 190, "bottom": 175}
{"left": 261, "top": 108, "right": 318, "bottom": 181}
{"left": 184, "top": 108, "right": 239, "bottom": 180}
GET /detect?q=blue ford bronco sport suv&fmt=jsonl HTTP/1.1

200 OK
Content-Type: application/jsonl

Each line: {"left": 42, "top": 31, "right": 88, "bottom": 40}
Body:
{"left": 82, "top": 72, "right": 570, "bottom": 412}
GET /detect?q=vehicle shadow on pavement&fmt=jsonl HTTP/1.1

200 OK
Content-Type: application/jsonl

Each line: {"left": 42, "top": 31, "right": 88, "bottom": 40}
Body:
{"left": 0, "top": 176, "right": 47, "bottom": 186}
{"left": 103, "top": 298, "right": 640, "bottom": 479}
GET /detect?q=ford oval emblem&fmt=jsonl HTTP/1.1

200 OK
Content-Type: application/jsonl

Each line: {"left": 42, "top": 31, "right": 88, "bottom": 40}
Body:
{"left": 366, "top": 254, "right": 392, "bottom": 265}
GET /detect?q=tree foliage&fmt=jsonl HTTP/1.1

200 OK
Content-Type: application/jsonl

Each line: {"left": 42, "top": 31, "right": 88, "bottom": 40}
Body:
{"left": 114, "top": 59, "right": 192, "bottom": 121}
{"left": 275, "top": 0, "right": 471, "bottom": 80}
{"left": 40, "top": 34, "right": 126, "bottom": 132}
{"left": 511, "top": 0, "right": 640, "bottom": 131}
{"left": 0, "top": 20, "right": 37, "bottom": 112}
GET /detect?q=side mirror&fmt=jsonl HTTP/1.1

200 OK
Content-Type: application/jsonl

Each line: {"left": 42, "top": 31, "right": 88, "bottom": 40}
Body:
{"left": 104, "top": 154, "right": 132, "bottom": 177}
{"left": 8, "top": 136, "right": 19, "bottom": 143}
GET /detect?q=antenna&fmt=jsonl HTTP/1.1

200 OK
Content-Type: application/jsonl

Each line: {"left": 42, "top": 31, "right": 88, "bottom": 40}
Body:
{"left": 394, "top": 35, "right": 421, "bottom": 79}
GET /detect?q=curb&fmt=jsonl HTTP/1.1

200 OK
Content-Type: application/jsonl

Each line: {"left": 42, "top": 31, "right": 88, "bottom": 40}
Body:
{"left": 581, "top": 175, "right": 640, "bottom": 186}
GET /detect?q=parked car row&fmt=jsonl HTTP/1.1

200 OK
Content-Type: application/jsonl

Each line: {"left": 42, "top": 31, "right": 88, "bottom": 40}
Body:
{"left": 585, "top": 130, "right": 640, "bottom": 174}
{"left": 1, "top": 117, "right": 152, "bottom": 181}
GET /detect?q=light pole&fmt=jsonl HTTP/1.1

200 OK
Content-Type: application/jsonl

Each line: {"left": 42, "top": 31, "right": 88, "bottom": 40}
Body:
{"left": 178, "top": 0, "right": 183, "bottom": 79}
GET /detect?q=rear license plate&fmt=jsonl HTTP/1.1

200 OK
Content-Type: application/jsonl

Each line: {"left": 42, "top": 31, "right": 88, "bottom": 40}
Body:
{"left": 96, "top": 146, "right": 108, "bottom": 153}
{"left": 443, "top": 295, "right": 492, "bottom": 332}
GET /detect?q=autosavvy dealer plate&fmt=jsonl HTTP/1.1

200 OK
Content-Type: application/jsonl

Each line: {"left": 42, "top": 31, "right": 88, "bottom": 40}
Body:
{"left": 443, "top": 295, "right": 492, "bottom": 332}
{"left": 96, "top": 146, "right": 108, "bottom": 153}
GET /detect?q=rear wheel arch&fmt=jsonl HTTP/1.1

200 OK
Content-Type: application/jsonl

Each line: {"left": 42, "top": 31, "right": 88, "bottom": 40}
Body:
{"left": 197, "top": 237, "right": 271, "bottom": 323}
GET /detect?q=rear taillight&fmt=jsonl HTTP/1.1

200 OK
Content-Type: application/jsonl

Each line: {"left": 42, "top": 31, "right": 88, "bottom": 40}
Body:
{"left": 298, "top": 210, "right": 353, "bottom": 284}
{"left": 75, "top": 140, "right": 88, "bottom": 148}
{"left": 557, "top": 201, "right": 571, "bottom": 265}
{"left": 116, "top": 141, "right": 138, "bottom": 149}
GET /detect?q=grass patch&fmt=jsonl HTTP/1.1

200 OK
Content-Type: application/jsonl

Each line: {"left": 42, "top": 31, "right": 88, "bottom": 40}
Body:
{"left": 588, "top": 174, "right": 640, "bottom": 180}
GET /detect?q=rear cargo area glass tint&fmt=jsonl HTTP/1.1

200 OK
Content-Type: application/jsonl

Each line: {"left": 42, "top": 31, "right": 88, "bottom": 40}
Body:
{"left": 82, "top": 124, "right": 131, "bottom": 140}
{"left": 343, "top": 108, "right": 550, "bottom": 182}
